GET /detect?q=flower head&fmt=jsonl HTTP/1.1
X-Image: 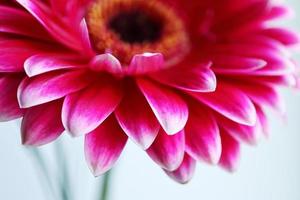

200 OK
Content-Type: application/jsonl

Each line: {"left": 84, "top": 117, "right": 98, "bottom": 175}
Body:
{"left": 0, "top": 0, "right": 298, "bottom": 183}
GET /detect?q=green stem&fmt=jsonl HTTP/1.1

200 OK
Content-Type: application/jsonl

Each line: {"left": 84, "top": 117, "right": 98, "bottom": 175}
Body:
{"left": 27, "top": 147, "right": 58, "bottom": 200}
{"left": 100, "top": 170, "right": 112, "bottom": 200}
{"left": 54, "top": 140, "right": 71, "bottom": 200}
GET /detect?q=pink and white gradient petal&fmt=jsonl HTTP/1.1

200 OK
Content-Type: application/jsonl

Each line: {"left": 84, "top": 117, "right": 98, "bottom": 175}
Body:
{"left": 21, "top": 100, "right": 64, "bottom": 146}
{"left": 0, "top": 75, "right": 24, "bottom": 121}
{"left": 137, "top": 78, "right": 188, "bottom": 135}
{"left": 218, "top": 130, "right": 241, "bottom": 172}
{"left": 17, "top": 70, "right": 91, "bottom": 108}
{"left": 24, "top": 54, "right": 83, "bottom": 77}
{"left": 151, "top": 61, "right": 217, "bottom": 92}
{"left": 85, "top": 116, "right": 128, "bottom": 176}
{"left": 165, "top": 154, "right": 196, "bottom": 184}
{"left": 185, "top": 104, "right": 221, "bottom": 164}
{"left": 190, "top": 82, "right": 257, "bottom": 126}
{"left": 126, "top": 53, "right": 164, "bottom": 75}
{"left": 62, "top": 77, "right": 123, "bottom": 137}
{"left": 115, "top": 83, "right": 160, "bottom": 150}
{"left": 147, "top": 129, "right": 185, "bottom": 171}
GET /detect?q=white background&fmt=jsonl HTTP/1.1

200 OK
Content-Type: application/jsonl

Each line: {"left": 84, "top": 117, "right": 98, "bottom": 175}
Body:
{"left": 1, "top": 0, "right": 300, "bottom": 199}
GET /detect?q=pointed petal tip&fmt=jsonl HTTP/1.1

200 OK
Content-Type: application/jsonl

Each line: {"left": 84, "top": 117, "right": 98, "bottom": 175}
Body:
{"left": 185, "top": 105, "right": 222, "bottom": 165}
{"left": 232, "top": 106, "right": 257, "bottom": 127}
{"left": 84, "top": 116, "right": 127, "bottom": 179}
{"left": 85, "top": 147, "right": 121, "bottom": 177}
{"left": 257, "top": 59, "right": 268, "bottom": 68}
{"left": 115, "top": 127, "right": 159, "bottom": 150}
{"left": 165, "top": 173, "right": 193, "bottom": 184}
{"left": 21, "top": 137, "right": 31, "bottom": 146}
{"left": 220, "top": 163, "right": 239, "bottom": 173}
{"left": 159, "top": 107, "right": 188, "bottom": 136}
{"left": 137, "top": 79, "right": 189, "bottom": 136}
{"left": 21, "top": 134, "right": 57, "bottom": 147}
{"left": 65, "top": 128, "right": 84, "bottom": 138}
{"left": 133, "top": 135, "right": 157, "bottom": 150}
{"left": 21, "top": 133, "right": 36, "bottom": 146}
{"left": 186, "top": 147, "right": 221, "bottom": 165}
{"left": 90, "top": 54, "right": 122, "bottom": 74}
{"left": 128, "top": 53, "right": 164, "bottom": 74}
{"left": 163, "top": 123, "right": 188, "bottom": 136}
{"left": 64, "top": 125, "right": 81, "bottom": 137}
{"left": 165, "top": 154, "right": 196, "bottom": 184}
{"left": 218, "top": 131, "right": 241, "bottom": 172}
{"left": 202, "top": 146, "right": 222, "bottom": 165}
{"left": 146, "top": 129, "right": 185, "bottom": 171}
{"left": 88, "top": 163, "right": 110, "bottom": 177}
{"left": 115, "top": 84, "right": 160, "bottom": 150}
{"left": 199, "top": 69, "right": 217, "bottom": 93}
{"left": 241, "top": 109, "right": 257, "bottom": 126}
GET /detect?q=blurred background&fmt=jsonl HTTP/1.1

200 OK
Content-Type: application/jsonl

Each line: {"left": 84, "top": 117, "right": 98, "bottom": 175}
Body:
{"left": 1, "top": 0, "right": 300, "bottom": 200}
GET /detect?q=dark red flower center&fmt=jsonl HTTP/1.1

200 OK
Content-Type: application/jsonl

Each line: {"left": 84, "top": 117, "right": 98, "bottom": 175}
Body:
{"left": 108, "top": 10, "right": 162, "bottom": 44}
{"left": 86, "top": 0, "right": 190, "bottom": 65}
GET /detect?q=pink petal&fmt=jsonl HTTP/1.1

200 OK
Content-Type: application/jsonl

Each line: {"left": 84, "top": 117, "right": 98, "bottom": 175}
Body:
{"left": 126, "top": 53, "right": 164, "bottom": 75}
{"left": 21, "top": 100, "right": 64, "bottom": 146}
{"left": 218, "top": 130, "right": 241, "bottom": 172}
{"left": 146, "top": 129, "right": 185, "bottom": 171}
{"left": 212, "top": 55, "right": 267, "bottom": 74}
{"left": 85, "top": 116, "right": 127, "bottom": 176}
{"left": 237, "top": 81, "right": 284, "bottom": 113}
{"left": 51, "top": 0, "right": 92, "bottom": 22}
{"left": 185, "top": 104, "right": 221, "bottom": 164}
{"left": 18, "top": 70, "right": 91, "bottom": 108}
{"left": 233, "top": 36, "right": 295, "bottom": 75}
{"left": 236, "top": 74, "right": 297, "bottom": 87}
{"left": 79, "top": 19, "right": 94, "bottom": 56}
{"left": 151, "top": 62, "right": 216, "bottom": 92}
{"left": 210, "top": 43, "right": 295, "bottom": 75}
{"left": 62, "top": 77, "right": 123, "bottom": 136}
{"left": 218, "top": 115, "right": 262, "bottom": 145}
{"left": 242, "top": 36, "right": 290, "bottom": 57}
{"left": 0, "top": 5, "right": 49, "bottom": 39}
{"left": 90, "top": 54, "right": 122, "bottom": 74}
{"left": 115, "top": 83, "right": 159, "bottom": 149}
{"left": 16, "top": 0, "right": 84, "bottom": 51}
{"left": 264, "top": 6, "right": 294, "bottom": 20}
{"left": 165, "top": 154, "right": 196, "bottom": 184}
{"left": 260, "top": 28, "right": 300, "bottom": 46}
{"left": 0, "top": 39, "right": 49, "bottom": 72}
{"left": 190, "top": 81, "right": 256, "bottom": 126}
{"left": 137, "top": 79, "right": 188, "bottom": 135}
{"left": 256, "top": 105, "right": 269, "bottom": 137}
{"left": 257, "top": 56, "right": 295, "bottom": 76}
{"left": 268, "top": 75, "right": 297, "bottom": 87}
{"left": 214, "top": 1, "right": 268, "bottom": 34}
{"left": 0, "top": 75, "right": 24, "bottom": 121}
{"left": 210, "top": 43, "right": 286, "bottom": 63}
{"left": 25, "top": 54, "right": 82, "bottom": 77}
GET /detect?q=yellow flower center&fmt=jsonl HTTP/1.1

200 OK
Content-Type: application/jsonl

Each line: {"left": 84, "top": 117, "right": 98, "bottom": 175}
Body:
{"left": 86, "top": 0, "right": 190, "bottom": 65}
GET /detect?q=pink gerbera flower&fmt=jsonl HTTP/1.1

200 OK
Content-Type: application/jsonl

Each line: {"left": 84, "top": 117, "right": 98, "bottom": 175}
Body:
{"left": 0, "top": 0, "right": 298, "bottom": 183}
